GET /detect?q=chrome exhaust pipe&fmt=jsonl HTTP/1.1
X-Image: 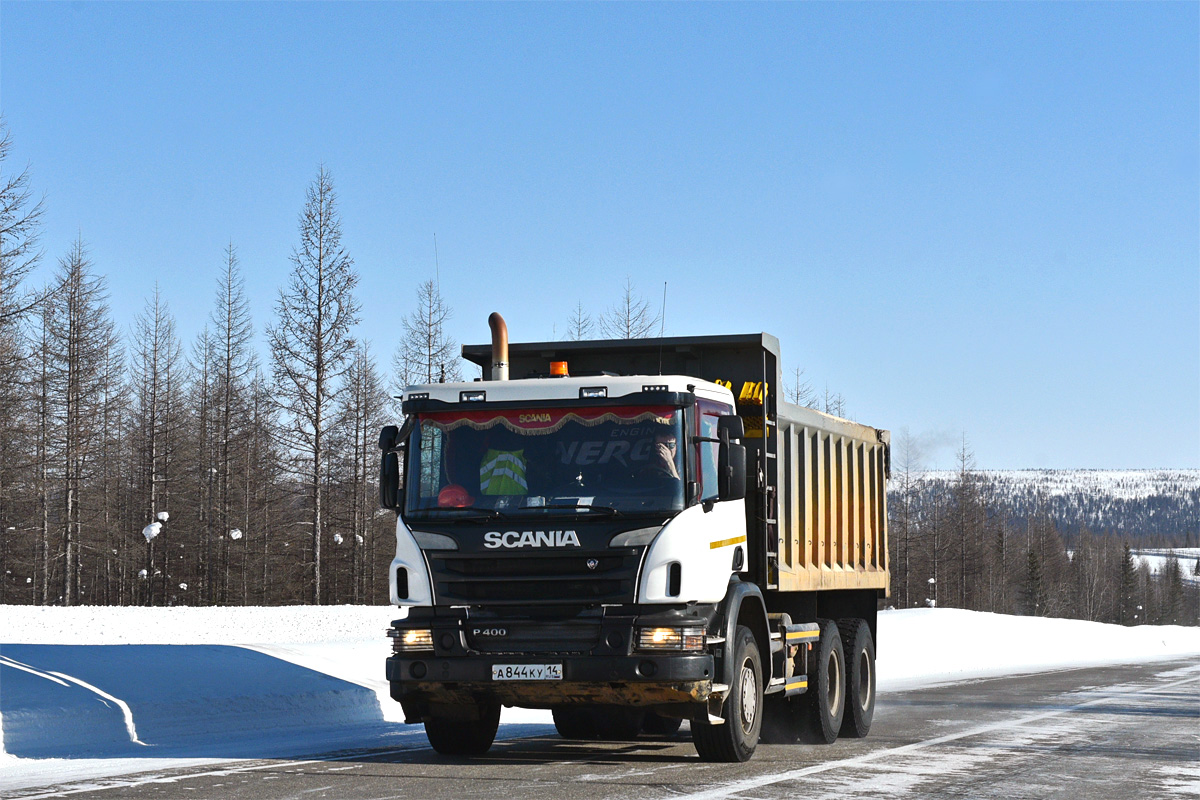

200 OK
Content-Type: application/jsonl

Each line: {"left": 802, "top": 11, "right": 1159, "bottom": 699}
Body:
{"left": 488, "top": 312, "right": 509, "bottom": 381}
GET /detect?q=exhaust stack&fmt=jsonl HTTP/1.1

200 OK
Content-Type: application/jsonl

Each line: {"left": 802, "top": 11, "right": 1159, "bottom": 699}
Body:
{"left": 488, "top": 312, "right": 509, "bottom": 381}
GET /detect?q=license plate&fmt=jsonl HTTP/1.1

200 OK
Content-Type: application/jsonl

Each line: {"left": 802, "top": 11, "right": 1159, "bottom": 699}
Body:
{"left": 491, "top": 663, "right": 563, "bottom": 681}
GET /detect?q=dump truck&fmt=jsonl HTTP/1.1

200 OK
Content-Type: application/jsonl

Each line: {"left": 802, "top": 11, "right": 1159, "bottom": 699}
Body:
{"left": 380, "top": 314, "right": 889, "bottom": 762}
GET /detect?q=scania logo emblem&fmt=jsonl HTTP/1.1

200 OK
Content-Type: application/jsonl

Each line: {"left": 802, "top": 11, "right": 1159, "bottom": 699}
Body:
{"left": 586, "top": 559, "right": 599, "bottom": 570}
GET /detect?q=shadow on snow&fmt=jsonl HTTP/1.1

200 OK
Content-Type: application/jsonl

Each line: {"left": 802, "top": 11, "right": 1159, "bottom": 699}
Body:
{"left": 0, "top": 644, "right": 392, "bottom": 759}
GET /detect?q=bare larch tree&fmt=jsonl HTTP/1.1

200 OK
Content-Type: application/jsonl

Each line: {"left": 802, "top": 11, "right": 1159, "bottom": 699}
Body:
{"left": 599, "top": 276, "right": 659, "bottom": 339}
{"left": 565, "top": 300, "right": 594, "bottom": 341}
{"left": 393, "top": 278, "right": 460, "bottom": 389}
{"left": 211, "top": 245, "right": 256, "bottom": 602}
{"left": 45, "top": 238, "right": 114, "bottom": 605}
{"left": 268, "top": 167, "right": 360, "bottom": 605}
{"left": 130, "top": 286, "right": 182, "bottom": 605}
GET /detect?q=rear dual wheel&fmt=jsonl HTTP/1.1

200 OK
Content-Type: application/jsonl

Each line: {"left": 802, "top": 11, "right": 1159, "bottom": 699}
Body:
{"left": 800, "top": 619, "right": 845, "bottom": 744}
{"left": 838, "top": 618, "right": 876, "bottom": 738}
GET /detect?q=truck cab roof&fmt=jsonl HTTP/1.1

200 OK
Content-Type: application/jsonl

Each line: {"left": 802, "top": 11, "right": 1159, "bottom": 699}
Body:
{"left": 400, "top": 374, "right": 735, "bottom": 409}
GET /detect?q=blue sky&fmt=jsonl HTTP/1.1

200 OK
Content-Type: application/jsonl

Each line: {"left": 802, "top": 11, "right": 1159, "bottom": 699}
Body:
{"left": 2, "top": 2, "right": 1197, "bottom": 469}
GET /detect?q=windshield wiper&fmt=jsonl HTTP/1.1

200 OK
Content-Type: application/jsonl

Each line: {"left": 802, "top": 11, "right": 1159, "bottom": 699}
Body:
{"left": 534, "top": 503, "right": 622, "bottom": 517}
{"left": 415, "top": 506, "right": 508, "bottom": 520}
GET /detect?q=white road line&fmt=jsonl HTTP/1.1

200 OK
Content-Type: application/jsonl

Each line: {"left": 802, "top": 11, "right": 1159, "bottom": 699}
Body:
{"left": 666, "top": 670, "right": 1200, "bottom": 800}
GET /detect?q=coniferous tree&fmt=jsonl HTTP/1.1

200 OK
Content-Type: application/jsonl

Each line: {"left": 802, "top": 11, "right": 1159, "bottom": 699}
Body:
{"left": 1118, "top": 541, "right": 1138, "bottom": 625}
{"left": 210, "top": 245, "right": 256, "bottom": 602}
{"left": 565, "top": 301, "right": 594, "bottom": 341}
{"left": 130, "top": 286, "right": 182, "bottom": 605}
{"left": 1023, "top": 547, "right": 1045, "bottom": 617}
{"left": 45, "top": 239, "right": 115, "bottom": 605}
{"left": 599, "top": 276, "right": 659, "bottom": 339}
{"left": 0, "top": 120, "right": 44, "bottom": 603}
{"left": 394, "top": 279, "right": 460, "bottom": 388}
{"left": 267, "top": 167, "right": 360, "bottom": 604}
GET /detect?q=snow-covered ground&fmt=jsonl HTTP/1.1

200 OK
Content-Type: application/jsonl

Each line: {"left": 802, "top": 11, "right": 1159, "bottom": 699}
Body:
{"left": 2, "top": 605, "right": 1198, "bottom": 793}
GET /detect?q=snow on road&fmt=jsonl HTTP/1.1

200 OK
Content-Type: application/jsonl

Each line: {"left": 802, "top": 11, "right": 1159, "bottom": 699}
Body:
{"left": 1, "top": 605, "right": 1197, "bottom": 793}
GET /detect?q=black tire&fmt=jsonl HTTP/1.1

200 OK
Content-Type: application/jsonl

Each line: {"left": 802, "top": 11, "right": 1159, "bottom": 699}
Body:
{"left": 692, "top": 625, "right": 762, "bottom": 762}
{"left": 552, "top": 707, "right": 597, "bottom": 739}
{"left": 838, "top": 618, "right": 876, "bottom": 738}
{"left": 642, "top": 712, "right": 684, "bottom": 738}
{"left": 591, "top": 706, "right": 646, "bottom": 740}
{"left": 424, "top": 702, "right": 501, "bottom": 756}
{"left": 800, "top": 619, "right": 845, "bottom": 744}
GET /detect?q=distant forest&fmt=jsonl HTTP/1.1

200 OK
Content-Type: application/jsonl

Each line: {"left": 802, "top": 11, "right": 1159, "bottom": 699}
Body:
{"left": 888, "top": 447, "right": 1198, "bottom": 627}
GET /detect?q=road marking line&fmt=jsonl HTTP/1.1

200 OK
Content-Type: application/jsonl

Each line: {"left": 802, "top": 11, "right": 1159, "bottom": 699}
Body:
{"left": 668, "top": 671, "right": 1200, "bottom": 800}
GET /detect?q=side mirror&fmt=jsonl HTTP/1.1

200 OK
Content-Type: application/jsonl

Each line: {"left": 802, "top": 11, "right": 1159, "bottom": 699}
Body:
{"left": 379, "top": 425, "right": 403, "bottom": 510}
{"left": 380, "top": 452, "right": 402, "bottom": 509}
{"left": 717, "top": 415, "right": 745, "bottom": 442}
{"left": 718, "top": 441, "right": 747, "bottom": 501}
{"left": 379, "top": 425, "right": 399, "bottom": 452}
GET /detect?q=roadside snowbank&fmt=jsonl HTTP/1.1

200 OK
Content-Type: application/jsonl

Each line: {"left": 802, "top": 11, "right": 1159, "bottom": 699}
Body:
{"left": 2, "top": 605, "right": 1197, "bottom": 792}
{"left": 876, "top": 608, "right": 1199, "bottom": 691}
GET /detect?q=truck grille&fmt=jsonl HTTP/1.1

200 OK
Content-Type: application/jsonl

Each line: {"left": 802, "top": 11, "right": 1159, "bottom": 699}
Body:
{"left": 466, "top": 620, "right": 602, "bottom": 654}
{"left": 428, "top": 549, "right": 642, "bottom": 606}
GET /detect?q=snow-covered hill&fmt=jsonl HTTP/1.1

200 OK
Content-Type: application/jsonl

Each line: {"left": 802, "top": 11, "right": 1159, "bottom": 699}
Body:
{"left": 907, "top": 469, "right": 1200, "bottom": 540}
{"left": 2, "top": 605, "right": 1198, "bottom": 793}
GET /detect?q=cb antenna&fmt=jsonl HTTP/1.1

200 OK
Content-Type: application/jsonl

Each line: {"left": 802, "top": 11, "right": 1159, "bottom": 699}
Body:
{"left": 658, "top": 281, "right": 667, "bottom": 374}
{"left": 433, "top": 233, "right": 441, "bottom": 291}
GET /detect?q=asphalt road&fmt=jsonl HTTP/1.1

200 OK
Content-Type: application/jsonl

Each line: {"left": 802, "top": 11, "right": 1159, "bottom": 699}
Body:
{"left": 13, "top": 658, "right": 1199, "bottom": 800}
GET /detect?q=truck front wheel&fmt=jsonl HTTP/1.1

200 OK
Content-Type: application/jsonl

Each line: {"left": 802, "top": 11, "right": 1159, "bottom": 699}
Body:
{"left": 424, "top": 702, "right": 501, "bottom": 756}
{"left": 692, "top": 625, "right": 762, "bottom": 762}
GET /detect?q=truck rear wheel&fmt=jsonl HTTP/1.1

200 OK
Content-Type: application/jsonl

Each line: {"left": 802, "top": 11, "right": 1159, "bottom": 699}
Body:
{"left": 692, "top": 625, "right": 762, "bottom": 762}
{"left": 800, "top": 619, "right": 845, "bottom": 744}
{"left": 838, "top": 618, "right": 875, "bottom": 738}
{"left": 424, "top": 702, "right": 501, "bottom": 756}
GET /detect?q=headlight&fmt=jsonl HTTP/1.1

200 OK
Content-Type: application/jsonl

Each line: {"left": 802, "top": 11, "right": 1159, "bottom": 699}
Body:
{"left": 636, "top": 626, "right": 706, "bottom": 652}
{"left": 388, "top": 627, "right": 434, "bottom": 653}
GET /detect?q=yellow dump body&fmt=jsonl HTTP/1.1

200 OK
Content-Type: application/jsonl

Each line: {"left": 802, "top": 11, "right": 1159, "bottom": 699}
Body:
{"left": 771, "top": 402, "right": 890, "bottom": 594}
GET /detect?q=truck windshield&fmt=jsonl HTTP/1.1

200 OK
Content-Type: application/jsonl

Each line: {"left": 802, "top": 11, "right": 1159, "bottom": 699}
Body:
{"left": 405, "top": 405, "right": 685, "bottom": 517}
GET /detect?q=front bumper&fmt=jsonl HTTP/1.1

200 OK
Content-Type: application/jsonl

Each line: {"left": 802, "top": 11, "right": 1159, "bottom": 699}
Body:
{"left": 387, "top": 651, "right": 715, "bottom": 709}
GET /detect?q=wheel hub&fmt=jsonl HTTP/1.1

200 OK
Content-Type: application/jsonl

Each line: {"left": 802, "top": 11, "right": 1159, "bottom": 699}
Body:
{"left": 739, "top": 660, "right": 758, "bottom": 733}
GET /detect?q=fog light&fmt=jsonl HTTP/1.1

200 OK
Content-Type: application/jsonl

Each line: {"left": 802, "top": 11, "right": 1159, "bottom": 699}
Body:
{"left": 636, "top": 626, "right": 705, "bottom": 652}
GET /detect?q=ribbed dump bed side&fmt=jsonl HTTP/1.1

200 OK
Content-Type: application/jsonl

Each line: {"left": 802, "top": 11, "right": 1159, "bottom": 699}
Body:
{"left": 774, "top": 402, "right": 890, "bottom": 593}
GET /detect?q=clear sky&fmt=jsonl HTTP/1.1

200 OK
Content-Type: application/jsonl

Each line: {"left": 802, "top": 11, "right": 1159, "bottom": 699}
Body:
{"left": 2, "top": 2, "right": 1197, "bottom": 470}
